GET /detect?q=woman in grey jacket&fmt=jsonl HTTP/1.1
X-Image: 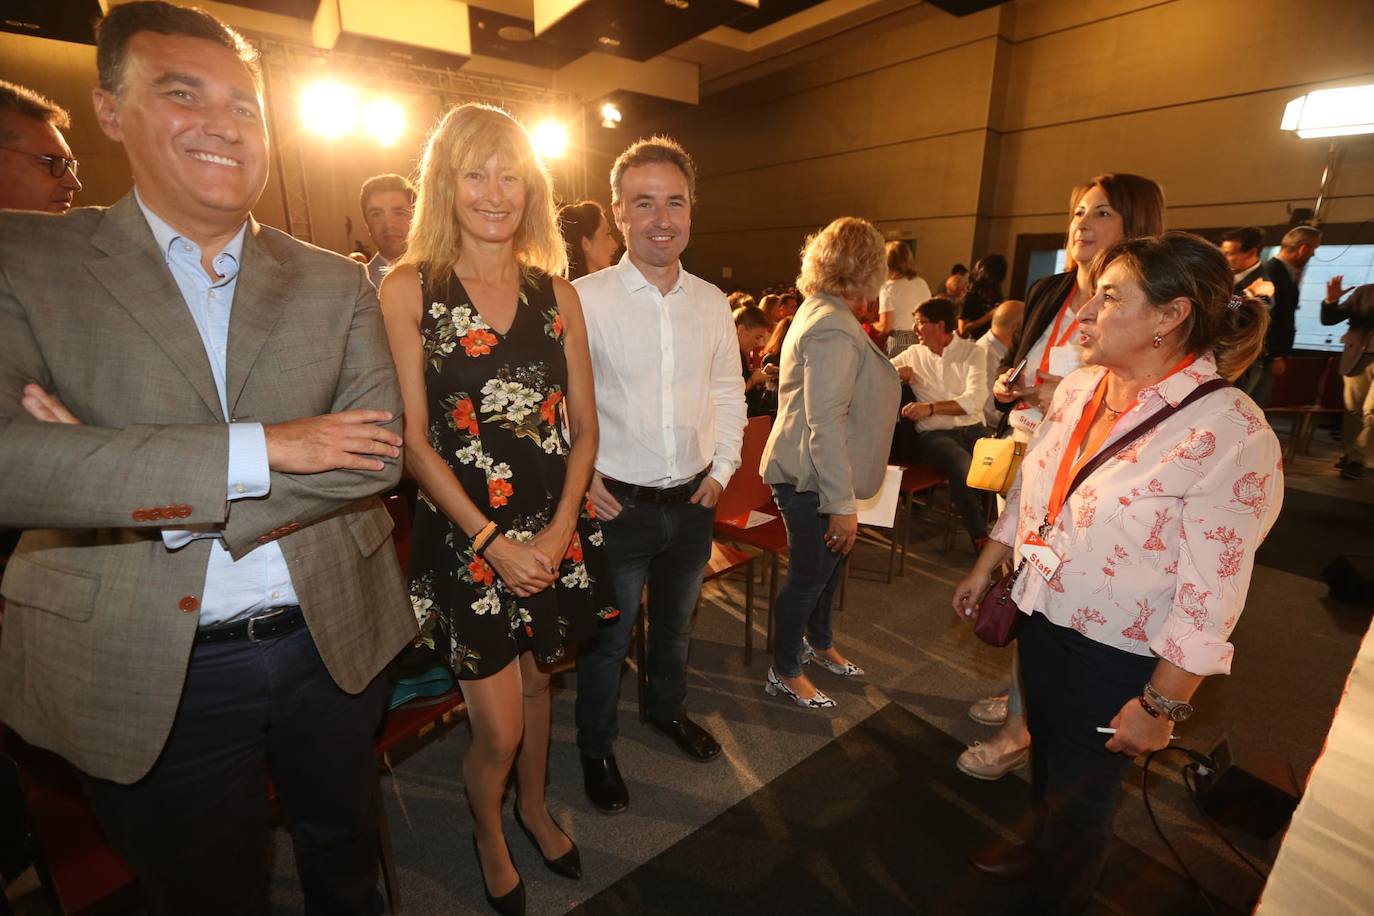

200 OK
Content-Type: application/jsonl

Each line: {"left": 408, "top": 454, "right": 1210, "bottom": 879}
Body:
{"left": 760, "top": 217, "right": 901, "bottom": 708}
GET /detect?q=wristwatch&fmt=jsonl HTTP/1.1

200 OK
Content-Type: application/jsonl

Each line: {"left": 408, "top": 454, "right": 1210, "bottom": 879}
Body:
{"left": 1141, "top": 682, "right": 1194, "bottom": 722}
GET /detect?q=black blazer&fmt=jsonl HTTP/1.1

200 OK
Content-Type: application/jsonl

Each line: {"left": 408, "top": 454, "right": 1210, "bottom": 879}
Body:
{"left": 1321, "top": 284, "right": 1374, "bottom": 376}
{"left": 1264, "top": 256, "right": 1299, "bottom": 358}
{"left": 994, "top": 270, "right": 1078, "bottom": 413}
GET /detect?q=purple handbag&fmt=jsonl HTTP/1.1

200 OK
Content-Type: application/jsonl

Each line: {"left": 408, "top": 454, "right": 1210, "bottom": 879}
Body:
{"left": 972, "top": 378, "right": 1230, "bottom": 647}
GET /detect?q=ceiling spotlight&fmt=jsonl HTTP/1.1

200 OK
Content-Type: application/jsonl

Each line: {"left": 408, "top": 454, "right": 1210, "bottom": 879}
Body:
{"left": 363, "top": 98, "right": 406, "bottom": 147}
{"left": 1280, "top": 84, "right": 1374, "bottom": 139}
{"left": 299, "top": 80, "right": 358, "bottom": 140}
{"left": 600, "top": 102, "right": 622, "bottom": 129}
{"left": 530, "top": 120, "right": 569, "bottom": 160}
{"left": 597, "top": 35, "right": 620, "bottom": 47}
{"left": 664, "top": 0, "right": 690, "bottom": 8}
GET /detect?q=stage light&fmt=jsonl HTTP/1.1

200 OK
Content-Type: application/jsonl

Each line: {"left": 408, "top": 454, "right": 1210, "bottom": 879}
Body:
{"left": 363, "top": 98, "right": 406, "bottom": 147}
{"left": 1280, "top": 84, "right": 1374, "bottom": 139}
{"left": 530, "top": 120, "right": 569, "bottom": 160}
{"left": 600, "top": 102, "right": 622, "bottom": 129}
{"left": 300, "top": 80, "right": 358, "bottom": 140}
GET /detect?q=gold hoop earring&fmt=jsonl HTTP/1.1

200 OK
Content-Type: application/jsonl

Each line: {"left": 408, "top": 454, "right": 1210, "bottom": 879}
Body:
{"left": 1152, "top": 334, "right": 1162, "bottom": 349}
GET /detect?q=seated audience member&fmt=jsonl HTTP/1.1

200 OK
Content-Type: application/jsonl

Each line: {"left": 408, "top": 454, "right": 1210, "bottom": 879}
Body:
{"left": 359, "top": 173, "right": 413, "bottom": 288}
{"left": 890, "top": 297, "right": 991, "bottom": 549}
{"left": 975, "top": 299, "right": 1024, "bottom": 427}
{"left": 760, "top": 293, "right": 785, "bottom": 325}
{"left": 779, "top": 290, "right": 800, "bottom": 319}
{"left": 875, "top": 240, "right": 932, "bottom": 355}
{"left": 958, "top": 254, "right": 1006, "bottom": 340}
{"left": 944, "top": 263, "right": 970, "bottom": 303}
{"left": 0, "top": 80, "right": 83, "bottom": 212}
{"left": 558, "top": 199, "right": 619, "bottom": 280}
{"left": 735, "top": 305, "right": 777, "bottom": 417}
{"left": 728, "top": 291, "right": 758, "bottom": 312}
{"left": 1321, "top": 276, "right": 1374, "bottom": 480}
{"left": 760, "top": 315, "right": 793, "bottom": 376}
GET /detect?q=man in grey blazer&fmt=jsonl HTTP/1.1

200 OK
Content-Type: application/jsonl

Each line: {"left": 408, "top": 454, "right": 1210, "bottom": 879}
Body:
{"left": 0, "top": 4, "right": 414, "bottom": 912}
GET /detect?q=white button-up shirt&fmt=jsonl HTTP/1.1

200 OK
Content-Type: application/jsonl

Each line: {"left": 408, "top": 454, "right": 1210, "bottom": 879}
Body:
{"left": 890, "top": 334, "right": 989, "bottom": 431}
{"left": 575, "top": 253, "right": 746, "bottom": 489}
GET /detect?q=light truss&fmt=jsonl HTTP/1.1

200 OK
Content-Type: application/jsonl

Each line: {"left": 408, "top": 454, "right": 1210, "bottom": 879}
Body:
{"left": 249, "top": 34, "right": 589, "bottom": 243}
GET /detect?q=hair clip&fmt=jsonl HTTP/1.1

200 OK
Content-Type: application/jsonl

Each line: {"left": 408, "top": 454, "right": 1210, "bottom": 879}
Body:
{"left": 1227, "top": 294, "right": 1244, "bottom": 310}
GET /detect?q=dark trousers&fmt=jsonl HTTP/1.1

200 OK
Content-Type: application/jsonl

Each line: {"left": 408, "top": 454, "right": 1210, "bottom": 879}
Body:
{"left": 79, "top": 624, "right": 388, "bottom": 916}
{"left": 770, "top": 483, "right": 846, "bottom": 677}
{"left": 1017, "top": 611, "right": 1156, "bottom": 915}
{"left": 575, "top": 491, "right": 715, "bottom": 758}
{"left": 893, "top": 421, "right": 990, "bottom": 539}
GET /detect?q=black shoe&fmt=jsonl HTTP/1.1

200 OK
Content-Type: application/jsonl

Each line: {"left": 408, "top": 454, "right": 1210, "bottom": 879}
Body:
{"left": 472, "top": 835, "right": 525, "bottom": 916}
{"left": 513, "top": 804, "right": 582, "bottom": 880}
{"left": 580, "top": 753, "right": 628, "bottom": 814}
{"left": 1336, "top": 455, "right": 1350, "bottom": 470}
{"left": 1341, "top": 462, "right": 1365, "bottom": 480}
{"left": 647, "top": 716, "right": 721, "bottom": 761}
{"left": 971, "top": 841, "right": 1037, "bottom": 883}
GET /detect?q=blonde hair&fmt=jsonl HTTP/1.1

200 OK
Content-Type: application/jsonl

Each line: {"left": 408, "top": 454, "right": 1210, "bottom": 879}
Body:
{"left": 399, "top": 103, "right": 566, "bottom": 282}
{"left": 886, "top": 240, "right": 918, "bottom": 280}
{"left": 797, "top": 217, "right": 886, "bottom": 303}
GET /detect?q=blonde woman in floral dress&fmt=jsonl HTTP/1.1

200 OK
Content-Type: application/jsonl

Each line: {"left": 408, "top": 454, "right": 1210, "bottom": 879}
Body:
{"left": 380, "top": 103, "right": 616, "bottom": 916}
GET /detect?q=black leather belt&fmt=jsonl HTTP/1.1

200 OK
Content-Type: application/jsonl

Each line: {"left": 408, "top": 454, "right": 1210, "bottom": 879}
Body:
{"left": 602, "top": 469, "right": 709, "bottom": 506}
{"left": 195, "top": 605, "right": 305, "bottom": 644}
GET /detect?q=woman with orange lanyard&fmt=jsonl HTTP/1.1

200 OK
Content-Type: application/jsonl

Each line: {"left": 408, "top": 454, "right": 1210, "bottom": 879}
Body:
{"left": 953, "top": 232, "right": 1281, "bottom": 914}
{"left": 956, "top": 175, "right": 1167, "bottom": 785}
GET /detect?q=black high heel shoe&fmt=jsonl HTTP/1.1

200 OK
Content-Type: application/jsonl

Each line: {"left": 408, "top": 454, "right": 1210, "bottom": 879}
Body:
{"left": 513, "top": 805, "right": 582, "bottom": 880}
{"left": 471, "top": 834, "right": 525, "bottom": 916}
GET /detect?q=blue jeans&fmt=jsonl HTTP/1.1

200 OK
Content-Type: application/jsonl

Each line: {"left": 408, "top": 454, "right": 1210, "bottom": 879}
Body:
{"left": 575, "top": 492, "right": 714, "bottom": 758}
{"left": 1018, "top": 611, "right": 1157, "bottom": 915}
{"left": 909, "top": 424, "right": 989, "bottom": 540}
{"left": 770, "top": 484, "right": 847, "bottom": 678}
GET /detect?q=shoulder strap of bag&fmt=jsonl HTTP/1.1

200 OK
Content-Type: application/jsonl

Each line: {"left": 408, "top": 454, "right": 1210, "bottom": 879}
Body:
{"left": 1066, "top": 377, "right": 1231, "bottom": 499}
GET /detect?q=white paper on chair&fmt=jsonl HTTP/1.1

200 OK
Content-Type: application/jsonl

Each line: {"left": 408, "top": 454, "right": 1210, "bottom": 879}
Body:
{"left": 742, "top": 510, "right": 775, "bottom": 528}
{"left": 856, "top": 465, "right": 902, "bottom": 528}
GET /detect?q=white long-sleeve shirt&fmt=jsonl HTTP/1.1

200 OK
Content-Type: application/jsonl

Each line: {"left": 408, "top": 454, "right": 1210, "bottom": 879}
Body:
{"left": 889, "top": 334, "right": 989, "bottom": 431}
{"left": 575, "top": 253, "right": 745, "bottom": 489}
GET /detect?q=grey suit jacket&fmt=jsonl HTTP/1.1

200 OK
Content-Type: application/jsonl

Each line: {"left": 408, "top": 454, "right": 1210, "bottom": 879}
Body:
{"left": 0, "top": 195, "right": 416, "bottom": 783}
{"left": 761, "top": 294, "right": 901, "bottom": 514}
{"left": 1321, "top": 284, "right": 1374, "bottom": 376}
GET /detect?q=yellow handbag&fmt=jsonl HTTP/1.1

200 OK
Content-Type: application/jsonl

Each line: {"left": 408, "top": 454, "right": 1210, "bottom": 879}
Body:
{"left": 967, "top": 417, "right": 1024, "bottom": 497}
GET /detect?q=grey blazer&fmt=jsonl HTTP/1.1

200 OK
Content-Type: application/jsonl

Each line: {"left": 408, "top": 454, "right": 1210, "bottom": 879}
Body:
{"left": 0, "top": 195, "right": 417, "bottom": 783}
{"left": 761, "top": 293, "right": 901, "bottom": 514}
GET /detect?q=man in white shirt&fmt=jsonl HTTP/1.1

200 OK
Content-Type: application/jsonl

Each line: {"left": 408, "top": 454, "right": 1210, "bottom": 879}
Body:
{"left": 890, "top": 297, "right": 991, "bottom": 547}
{"left": 358, "top": 173, "right": 413, "bottom": 289}
{"left": 975, "top": 299, "right": 1023, "bottom": 427}
{"left": 573, "top": 137, "right": 746, "bottom": 813}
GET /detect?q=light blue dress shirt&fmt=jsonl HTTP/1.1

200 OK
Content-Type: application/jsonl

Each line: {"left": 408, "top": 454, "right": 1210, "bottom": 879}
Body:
{"left": 137, "top": 194, "right": 299, "bottom": 626}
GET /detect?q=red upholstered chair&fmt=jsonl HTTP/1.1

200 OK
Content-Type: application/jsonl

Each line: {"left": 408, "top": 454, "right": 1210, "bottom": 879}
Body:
{"left": 888, "top": 463, "right": 955, "bottom": 579}
{"left": 713, "top": 416, "right": 788, "bottom": 655}
{"left": 0, "top": 729, "right": 137, "bottom": 915}
{"left": 1265, "top": 355, "right": 1342, "bottom": 460}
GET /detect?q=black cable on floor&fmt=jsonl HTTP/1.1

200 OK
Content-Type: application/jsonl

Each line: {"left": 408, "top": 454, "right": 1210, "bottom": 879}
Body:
{"left": 1142, "top": 748, "right": 1220, "bottom": 915}
{"left": 1180, "top": 764, "right": 1270, "bottom": 881}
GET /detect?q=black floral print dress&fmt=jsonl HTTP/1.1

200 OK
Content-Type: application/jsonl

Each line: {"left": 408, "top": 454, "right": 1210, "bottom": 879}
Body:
{"left": 408, "top": 268, "right": 618, "bottom": 679}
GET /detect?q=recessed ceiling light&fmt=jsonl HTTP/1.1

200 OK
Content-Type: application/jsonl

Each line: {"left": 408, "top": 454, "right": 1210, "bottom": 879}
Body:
{"left": 497, "top": 25, "right": 534, "bottom": 42}
{"left": 664, "top": 0, "right": 689, "bottom": 8}
{"left": 597, "top": 35, "right": 621, "bottom": 47}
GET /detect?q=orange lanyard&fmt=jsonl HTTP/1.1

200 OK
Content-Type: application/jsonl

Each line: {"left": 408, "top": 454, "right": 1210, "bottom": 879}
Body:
{"left": 1038, "top": 288, "right": 1081, "bottom": 377}
{"left": 1044, "top": 354, "right": 1197, "bottom": 529}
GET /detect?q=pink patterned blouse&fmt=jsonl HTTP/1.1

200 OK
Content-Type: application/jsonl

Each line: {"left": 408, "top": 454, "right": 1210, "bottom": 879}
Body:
{"left": 990, "top": 351, "right": 1283, "bottom": 676}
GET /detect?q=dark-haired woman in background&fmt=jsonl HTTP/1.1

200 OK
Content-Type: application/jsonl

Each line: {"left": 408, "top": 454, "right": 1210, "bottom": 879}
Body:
{"left": 957, "top": 253, "right": 1007, "bottom": 340}
{"left": 959, "top": 174, "right": 1166, "bottom": 787}
{"left": 953, "top": 231, "right": 1281, "bottom": 913}
{"left": 557, "top": 200, "right": 619, "bottom": 281}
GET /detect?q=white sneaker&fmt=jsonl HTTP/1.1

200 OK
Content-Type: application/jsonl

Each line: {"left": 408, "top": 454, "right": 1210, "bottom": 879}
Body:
{"left": 957, "top": 739, "right": 1029, "bottom": 780}
{"left": 967, "top": 694, "right": 1009, "bottom": 726}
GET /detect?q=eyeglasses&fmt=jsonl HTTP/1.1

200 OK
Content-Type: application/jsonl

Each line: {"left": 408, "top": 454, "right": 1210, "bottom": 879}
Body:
{"left": 0, "top": 147, "right": 80, "bottom": 179}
